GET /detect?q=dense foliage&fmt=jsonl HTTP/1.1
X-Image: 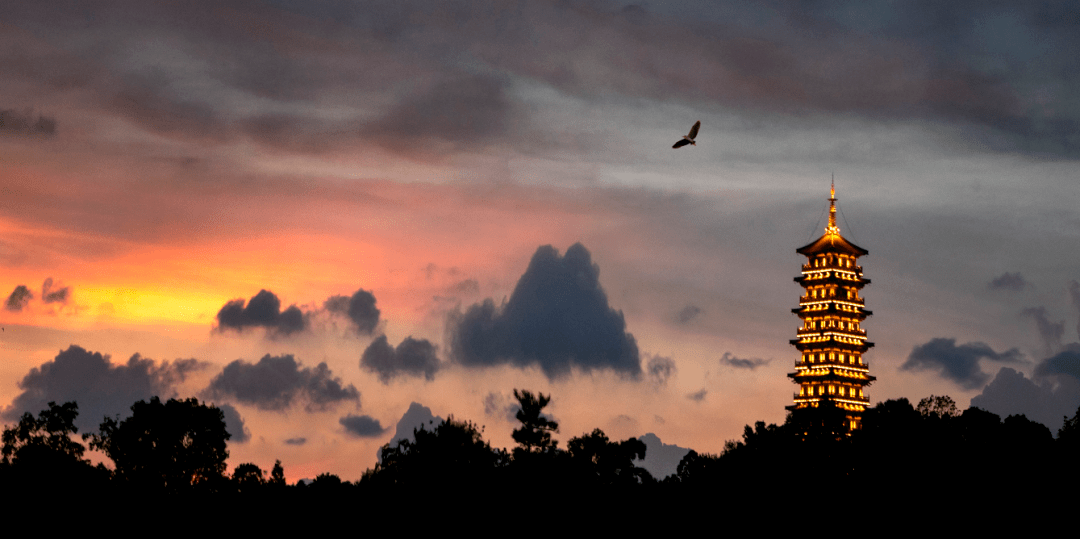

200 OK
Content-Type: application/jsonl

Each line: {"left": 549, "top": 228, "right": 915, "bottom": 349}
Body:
{"left": 3, "top": 390, "right": 1079, "bottom": 501}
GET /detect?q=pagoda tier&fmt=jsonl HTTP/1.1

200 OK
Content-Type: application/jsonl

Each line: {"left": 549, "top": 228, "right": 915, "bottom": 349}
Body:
{"left": 787, "top": 184, "right": 875, "bottom": 430}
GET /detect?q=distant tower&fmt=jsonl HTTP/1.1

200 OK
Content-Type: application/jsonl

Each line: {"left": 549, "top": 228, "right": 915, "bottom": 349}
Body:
{"left": 789, "top": 183, "right": 875, "bottom": 430}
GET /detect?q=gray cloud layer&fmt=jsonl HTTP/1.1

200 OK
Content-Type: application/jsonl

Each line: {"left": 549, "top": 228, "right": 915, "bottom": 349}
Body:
{"left": 6, "top": 0, "right": 1075, "bottom": 158}
{"left": 1, "top": 345, "right": 205, "bottom": 431}
{"left": 901, "top": 337, "right": 1024, "bottom": 390}
{"left": 448, "top": 243, "right": 641, "bottom": 380}
{"left": 204, "top": 354, "right": 360, "bottom": 412}
{"left": 0, "top": 108, "right": 55, "bottom": 138}
{"left": 1022, "top": 306, "right": 1064, "bottom": 355}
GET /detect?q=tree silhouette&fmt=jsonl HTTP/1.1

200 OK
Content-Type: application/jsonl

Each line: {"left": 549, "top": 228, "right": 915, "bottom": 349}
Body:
{"left": 88, "top": 397, "right": 230, "bottom": 492}
{"left": 511, "top": 389, "right": 559, "bottom": 456}
{"left": 233, "top": 462, "right": 266, "bottom": 493}
{"left": 2, "top": 401, "right": 85, "bottom": 464}
{"left": 365, "top": 415, "right": 506, "bottom": 488}
{"left": 916, "top": 395, "right": 959, "bottom": 419}
{"left": 270, "top": 459, "right": 286, "bottom": 487}
{"left": 1, "top": 401, "right": 106, "bottom": 489}
{"left": 567, "top": 428, "right": 652, "bottom": 486}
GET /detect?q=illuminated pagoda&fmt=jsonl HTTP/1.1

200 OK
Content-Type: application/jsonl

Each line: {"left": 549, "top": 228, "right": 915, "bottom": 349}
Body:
{"left": 789, "top": 183, "right": 875, "bottom": 430}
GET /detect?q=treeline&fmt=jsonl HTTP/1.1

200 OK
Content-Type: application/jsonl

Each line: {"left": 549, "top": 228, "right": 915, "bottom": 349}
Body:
{"left": 3, "top": 391, "right": 1079, "bottom": 501}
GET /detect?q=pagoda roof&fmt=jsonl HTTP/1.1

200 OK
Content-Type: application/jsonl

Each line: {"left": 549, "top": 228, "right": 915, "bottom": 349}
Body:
{"left": 796, "top": 232, "right": 868, "bottom": 257}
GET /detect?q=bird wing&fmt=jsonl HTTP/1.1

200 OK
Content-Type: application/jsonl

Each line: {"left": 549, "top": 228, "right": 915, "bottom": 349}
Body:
{"left": 673, "top": 139, "right": 690, "bottom": 149}
{"left": 687, "top": 120, "right": 700, "bottom": 140}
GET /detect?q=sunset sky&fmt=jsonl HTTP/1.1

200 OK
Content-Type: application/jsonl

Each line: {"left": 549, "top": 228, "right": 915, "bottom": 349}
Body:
{"left": 2, "top": 0, "right": 1079, "bottom": 481}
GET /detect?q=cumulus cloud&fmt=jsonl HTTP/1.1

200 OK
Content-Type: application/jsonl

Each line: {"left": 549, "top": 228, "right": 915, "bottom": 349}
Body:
{"left": 218, "top": 403, "right": 250, "bottom": 444}
{"left": 720, "top": 352, "right": 771, "bottom": 370}
{"left": 970, "top": 367, "right": 1080, "bottom": 433}
{"left": 215, "top": 289, "right": 307, "bottom": 337}
{"left": 901, "top": 337, "right": 1024, "bottom": 390}
{"left": 1022, "top": 307, "right": 1065, "bottom": 355}
{"left": 380, "top": 402, "right": 444, "bottom": 462}
{"left": 203, "top": 354, "right": 360, "bottom": 412}
{"left": 41, "top": 277, "right": 69, "bottom": 304}
{"left": 324, "top": 289, "right": 380, "bottom": 335}
{"left": 1, "top": 345, "right": 206, "bottom": 431}
{"left": 5, "top": 285, "right": 33, "bottom": 312}
{"left": 340, "top": 414, "right": 387, "bottom": 438}
{"left": 284, "top": 437, "right": 307, "bottom": 446}
{"left": 988, "top": 272, "right": 1027, "bottom": 291}
{"left": 646, "top": 355, "right": 676, "bottom": 386}
{"left": 637, "top": 433, "right": 691, "bottom": 480}
{"left": 361, "top": 335, "right": 440, "bottom": 384}
{"left": 448, "top": 243, "right": 641, "bottom": 380}
{"left": 0, "top": 108, "right": 56, "bottom": 137}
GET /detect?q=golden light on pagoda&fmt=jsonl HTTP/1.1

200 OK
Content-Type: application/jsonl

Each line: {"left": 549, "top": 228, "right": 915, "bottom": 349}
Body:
{"left": 788, "top": 183, "right": 876, "bottom": 430}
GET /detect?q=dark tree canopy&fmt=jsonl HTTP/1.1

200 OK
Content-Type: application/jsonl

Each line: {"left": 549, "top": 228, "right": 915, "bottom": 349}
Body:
{"left": 365, "top": 415, "right": 505, "bottom": 488}
{"left": 566, "top": 428, "right": 652, "bottom": 486}
{"left": 2, "top": 401, "right": 85, "bottom": 464}
{"left": 88, "top": 396, "right": 230, "bottom": 492}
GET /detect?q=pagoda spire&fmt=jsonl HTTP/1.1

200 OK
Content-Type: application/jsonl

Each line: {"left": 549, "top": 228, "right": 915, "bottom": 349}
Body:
{"left": 826, "top": 179, "right": 839, "bottom": 236}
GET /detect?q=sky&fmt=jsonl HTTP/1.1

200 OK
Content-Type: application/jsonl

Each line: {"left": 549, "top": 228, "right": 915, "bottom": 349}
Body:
{"left": 2, "top": 0, "right": 1079, "bottom": 481}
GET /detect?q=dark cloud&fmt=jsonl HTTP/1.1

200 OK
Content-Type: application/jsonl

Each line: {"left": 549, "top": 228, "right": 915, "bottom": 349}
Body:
{"left": 215, "top": 289, "right": 308, "bottom": 337}
{"left": 901, "top": 337, "right": 1024, "bottom": 390}
{"left": 5, "top": 285, "right": 33, "bottom": 312}
{"left": 324, "top": 289, "right": 380, "bottom": 335}
{"left": 218, "top": 403, "right": 250, "bottom": 444}
{"left": 5, "top": 1, "right": 1080, "bottom": 158}
{"left": 339, "top": 414, "right": 387, "bottom": 438}
{"left": 1036, "top": 344, "right": 1080, "bottom": 382}
{"left": 970, "top": 366, "right": 1080, "bottom": 434}
{"left": 646, "top": 355, "right": 676, "bottom": 386}
{"left": 0, "top": 345, "right": 206, "bottom": 431}
{"left": 284, "top": 437, "right": 307, "bottom": 446}
{"left": 637, "top": 433, "right": 691, "bottom": 480}
{"left": 0, "top": 108, "right": 56, "bottom": 137}
{"left": 41, "top": 277, "right": 69, "bottom": 304}
{"left": 676, "top": 305, "right": 702, "bottom": 324}
{"left": 360, "top": 335, "right": 440, "bottom": 384}
{"left": 687, "top": 389, "right": 707, "bottom": 402}
{"left": 482, "top": 392, "right": 519, "bottom": 423}
{"left": 988, "top": 272, "right": 1027, "bottom": 291}
{"left": 203, "top": 354, "right": 360, "bottom": 412}
{"left": 448, "top": 243, "right": 641, "bottom": 380}
{"left": 449, "top": 279, "right": 480, "bottom": 295}
{"left": 1069, "top": 281, "right": 1080, "bottom": 341}
{"left": 1022, "top": 307, "right": 1064, "bottom": 355}
{"left": 720, "top": 352, "right": 771, "bottom": 370}
{"left": 362, "top": 72, "right": 514, "bottom": 154}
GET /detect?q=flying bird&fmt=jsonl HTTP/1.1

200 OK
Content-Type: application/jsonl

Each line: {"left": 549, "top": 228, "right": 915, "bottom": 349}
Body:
{"left": 672, "top": 121, "right": 700, "bottom": 149}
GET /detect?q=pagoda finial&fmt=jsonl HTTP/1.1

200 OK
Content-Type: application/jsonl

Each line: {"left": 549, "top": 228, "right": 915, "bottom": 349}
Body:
{"left": 826, "top": 178, "right": 839, "bottom": 235}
